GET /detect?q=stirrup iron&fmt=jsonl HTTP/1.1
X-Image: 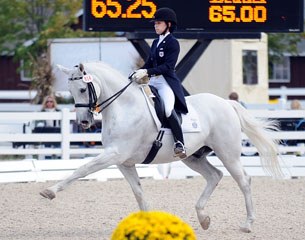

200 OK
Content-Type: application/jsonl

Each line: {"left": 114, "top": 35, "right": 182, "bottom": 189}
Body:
{"left": 174, "top": 141, "right": 187, "bottom": 159}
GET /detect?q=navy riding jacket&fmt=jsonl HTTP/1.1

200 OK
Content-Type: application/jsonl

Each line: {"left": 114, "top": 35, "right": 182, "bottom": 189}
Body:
{"left": 143, "top": 34, "right": 188, "bottom": 114}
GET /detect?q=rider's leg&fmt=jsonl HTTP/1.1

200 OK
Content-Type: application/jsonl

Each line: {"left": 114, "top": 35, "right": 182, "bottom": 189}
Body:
{"left": 149, "top": 76, "right": 186, "bottom": 158}
{"left": 167, "top": 110, "right": 187, "bottom": 158}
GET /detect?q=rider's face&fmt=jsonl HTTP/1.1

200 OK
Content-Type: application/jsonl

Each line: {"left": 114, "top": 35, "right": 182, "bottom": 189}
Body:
{"left": 154, "top": 21, "right": 169, "bottom": 35}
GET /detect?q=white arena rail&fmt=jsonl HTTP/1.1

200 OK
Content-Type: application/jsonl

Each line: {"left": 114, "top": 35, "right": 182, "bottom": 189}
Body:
{"left": 0, "top": 109, "right": 305, "bottom": 182}
{"left": 0, "top": 109, "right": 102, "bottom": 159}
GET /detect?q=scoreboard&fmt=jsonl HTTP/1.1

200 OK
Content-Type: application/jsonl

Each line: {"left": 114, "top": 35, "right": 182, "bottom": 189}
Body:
{"left": 83, "top": 0, "right": 304, "bottom": 33}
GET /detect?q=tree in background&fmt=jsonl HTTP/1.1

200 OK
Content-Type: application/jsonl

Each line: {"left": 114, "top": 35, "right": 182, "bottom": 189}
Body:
{"left": 268, "top": 32, "right": 305, "bottom": 83}
{"left": 0, "top": 0, "right": 112, "bottom": 103}
{"left": 268, "top": 33, "right": 304, "bottom": 62}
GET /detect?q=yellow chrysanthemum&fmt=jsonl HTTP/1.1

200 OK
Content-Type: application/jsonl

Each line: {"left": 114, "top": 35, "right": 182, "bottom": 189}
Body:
{"left": 111, "top": 211, "right": 197, "bottom": 240}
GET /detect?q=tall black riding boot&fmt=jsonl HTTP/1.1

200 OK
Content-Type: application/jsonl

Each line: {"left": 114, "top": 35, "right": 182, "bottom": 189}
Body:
{"left": 167, "top": 110, "right": 187, "bottom": 159}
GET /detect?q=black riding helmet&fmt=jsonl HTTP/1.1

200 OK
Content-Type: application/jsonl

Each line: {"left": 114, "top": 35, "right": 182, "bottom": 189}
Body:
{"left": 152, "top": 7, "right": 177, "bottom": 24}
{"left": 151, "top": 7, "right": 177, "bottom": 33}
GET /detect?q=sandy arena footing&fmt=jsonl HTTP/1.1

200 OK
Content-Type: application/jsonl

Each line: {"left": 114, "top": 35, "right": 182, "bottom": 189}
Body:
{"left": 0, "top": 177, "right": 304, "bottom": 240}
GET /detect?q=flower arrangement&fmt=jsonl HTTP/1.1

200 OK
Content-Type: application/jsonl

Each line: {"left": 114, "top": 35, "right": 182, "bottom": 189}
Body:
{"left": 111, "top": 211, "right": 196, "bottom": 240}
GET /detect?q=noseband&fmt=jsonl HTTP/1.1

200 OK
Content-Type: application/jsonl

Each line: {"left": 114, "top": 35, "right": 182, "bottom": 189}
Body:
{"left": 69, "top": 71, "right": 132, "bottom": 114}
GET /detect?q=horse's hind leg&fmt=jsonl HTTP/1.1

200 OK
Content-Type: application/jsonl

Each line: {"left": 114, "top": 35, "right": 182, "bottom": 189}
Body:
{"left": 117, "top": 164, "right": 148, "bottom": 211}
{"left": 215, "top": 149, "right": 255, "bottom": 233}
{"left": 183, "top": 154, "right": 223, "bottom": 230}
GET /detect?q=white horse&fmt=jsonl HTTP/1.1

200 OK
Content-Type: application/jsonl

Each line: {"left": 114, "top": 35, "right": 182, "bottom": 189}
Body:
{"left": 40, "top": 61, "right": 282, "bottom": 233}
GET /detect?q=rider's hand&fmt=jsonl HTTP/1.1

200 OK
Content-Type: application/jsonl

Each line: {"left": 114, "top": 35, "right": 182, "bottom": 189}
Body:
{"left": 131, "top": 69, "right": 149, "bottom": 84}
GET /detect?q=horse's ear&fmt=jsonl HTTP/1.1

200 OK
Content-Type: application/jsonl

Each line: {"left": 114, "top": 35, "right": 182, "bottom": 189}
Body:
{"left": 79, "top": 63, "right": 84, "bottom": 72}
{"left": 56, "top": 64, "right": 71, "bottom": 75}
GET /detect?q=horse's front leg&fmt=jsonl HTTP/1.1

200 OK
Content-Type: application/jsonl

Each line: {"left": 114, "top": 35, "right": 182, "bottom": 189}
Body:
{"left": 117, "top": 164, "right": 148, "bottom": 211}
{"left": 40, "top": 147, "right": 121, "bottom": 200}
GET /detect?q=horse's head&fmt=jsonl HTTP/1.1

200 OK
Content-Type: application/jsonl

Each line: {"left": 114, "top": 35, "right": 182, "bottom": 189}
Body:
{"left": 57, "top": 63, "right": 101, "bottom": 129}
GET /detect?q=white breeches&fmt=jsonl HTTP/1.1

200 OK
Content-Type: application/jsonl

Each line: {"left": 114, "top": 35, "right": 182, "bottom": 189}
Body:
{"left": 149, "top": 75, "right": 175, "bottom": 117}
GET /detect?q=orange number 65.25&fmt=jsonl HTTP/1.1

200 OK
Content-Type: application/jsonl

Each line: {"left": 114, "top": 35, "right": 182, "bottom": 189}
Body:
{"left": 127, "top": 0, "right": 157, "bottom": 19}
{"left": 91, "top": 0, "right": 122, "bottom": 18}
{"left": 92, "top": 0, "right": 157, "bottom": 19}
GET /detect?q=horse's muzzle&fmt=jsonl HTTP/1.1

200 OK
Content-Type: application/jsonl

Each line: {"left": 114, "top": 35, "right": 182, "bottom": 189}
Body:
{"left": 80, "top": 120, "right": 91, "bottom": 129}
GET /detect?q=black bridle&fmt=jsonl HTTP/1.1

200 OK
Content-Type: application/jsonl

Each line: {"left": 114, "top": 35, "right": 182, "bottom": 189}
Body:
{"left": 68, "top": 72, "right": 132, "bottom": 114}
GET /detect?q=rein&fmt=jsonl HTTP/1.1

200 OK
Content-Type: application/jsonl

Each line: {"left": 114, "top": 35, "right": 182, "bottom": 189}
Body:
{"left": 95, "top": 81, "right": 132, "bottom": 113}
{"left": 69, "top": 73, "right": 132, "bottom": 114}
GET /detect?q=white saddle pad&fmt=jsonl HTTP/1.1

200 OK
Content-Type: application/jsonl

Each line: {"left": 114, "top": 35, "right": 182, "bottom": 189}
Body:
{"left": 180, "top": 105, "right": 201, "bottom": 133}
{"left": 140, "top": 85, "right": 201, "bottom": 133}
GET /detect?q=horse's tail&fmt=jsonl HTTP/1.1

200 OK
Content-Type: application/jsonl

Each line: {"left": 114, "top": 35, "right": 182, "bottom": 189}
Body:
{"left": 228, "top": 100, "right": 283, "bottom": 178}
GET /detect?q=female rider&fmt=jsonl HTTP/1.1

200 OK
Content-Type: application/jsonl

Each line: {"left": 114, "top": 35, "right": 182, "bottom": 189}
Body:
{"left": 131, "top": 7, "right": 188, "bottom": 158}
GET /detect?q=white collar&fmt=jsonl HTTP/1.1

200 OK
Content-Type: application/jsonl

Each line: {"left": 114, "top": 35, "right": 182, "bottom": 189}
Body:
{"left": 157, "top": 32, "right": 170, "bottom": 46}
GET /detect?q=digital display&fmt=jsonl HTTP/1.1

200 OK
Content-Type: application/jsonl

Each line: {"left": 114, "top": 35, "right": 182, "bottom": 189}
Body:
{"left": 83, "top": 0, "right": 304, "bottom": 33}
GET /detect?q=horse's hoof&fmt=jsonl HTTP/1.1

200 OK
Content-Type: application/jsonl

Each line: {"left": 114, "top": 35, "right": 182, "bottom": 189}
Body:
{"left": 40, "top": 189, "right": 56, "bottom": 200}
{"left": 200, "top": 216, "right": 211, "bottom": 230}
{"left": 240, "top": 224, "right": 252, "bottom": 233}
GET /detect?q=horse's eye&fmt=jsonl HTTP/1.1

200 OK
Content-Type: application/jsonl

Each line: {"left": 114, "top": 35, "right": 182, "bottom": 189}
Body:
{"left": 80, "top": 88, "right": 86, "bottom": 93}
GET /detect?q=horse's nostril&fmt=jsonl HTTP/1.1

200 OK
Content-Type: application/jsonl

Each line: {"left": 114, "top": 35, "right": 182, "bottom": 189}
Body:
{"left": 81, "top": 120, "right": 89, "bottom": 125}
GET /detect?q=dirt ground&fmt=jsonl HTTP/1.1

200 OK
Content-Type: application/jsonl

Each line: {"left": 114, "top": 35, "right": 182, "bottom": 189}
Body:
{"left": 0, "top": 176, "right": 304, "bottom": 240}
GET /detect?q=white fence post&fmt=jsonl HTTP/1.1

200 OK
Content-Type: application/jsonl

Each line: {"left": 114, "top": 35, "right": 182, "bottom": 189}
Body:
{"left": 280, "top": 86, "right": 287, "bottom": 100}
{"left": 61, "top": 108, "right": 71, "bottom": 160}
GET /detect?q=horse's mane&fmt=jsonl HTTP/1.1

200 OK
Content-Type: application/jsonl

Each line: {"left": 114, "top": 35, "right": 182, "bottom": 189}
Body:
{"left": 82, "top": 61, "right": 127, "bottom": 83}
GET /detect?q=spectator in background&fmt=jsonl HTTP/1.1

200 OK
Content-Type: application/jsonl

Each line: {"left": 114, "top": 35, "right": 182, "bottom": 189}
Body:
{"left": 290, "top": 99, "right": 302, "bottom": 110}
{"left": 228, "top": 91, "right": 247, "bottom": 108}
{"left": 35, "top": 95, "right": 61, "bottom": 159}
{"left": 289, "top": 99, "right": 304, "bottom": 156}
{"left": 36, "top": 95, "right": 60, "bottom": 127}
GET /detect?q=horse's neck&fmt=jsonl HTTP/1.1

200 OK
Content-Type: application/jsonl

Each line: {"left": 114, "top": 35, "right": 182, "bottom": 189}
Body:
{"left": 98, "top": 76, "right": 145, "bottom": 121}
{"left": 90, "top": 64, "right": 150, "bottom": 134}
{"left": 91, "top": 66, "right": 157, "bottom": 146}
